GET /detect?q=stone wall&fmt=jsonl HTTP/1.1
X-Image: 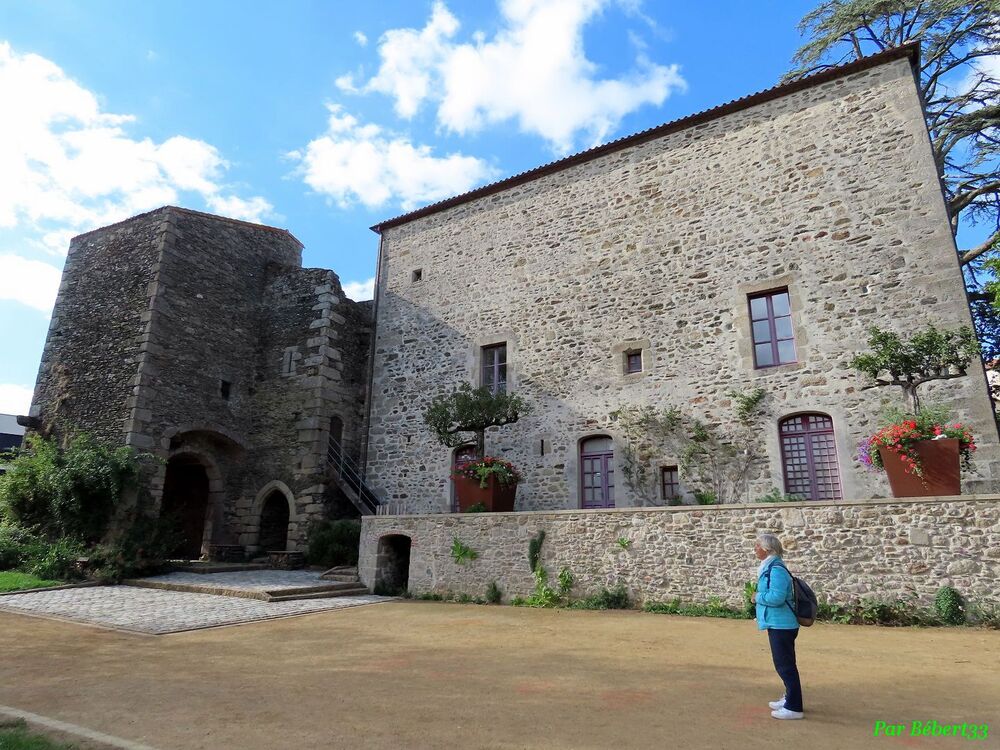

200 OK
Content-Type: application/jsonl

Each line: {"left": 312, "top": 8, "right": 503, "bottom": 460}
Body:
{"left": 365, "top": 53, "right": 1000, "bottom": 513}
{"left": 30, "top": 210, "right": 163, "bottom": 443}
{"left": 359, "top": 496, "right": 1000, "bottom": 607}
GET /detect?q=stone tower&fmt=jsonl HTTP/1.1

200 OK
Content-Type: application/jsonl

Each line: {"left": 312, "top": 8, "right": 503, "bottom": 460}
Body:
{"left": 27, "top": 206, "right": 372, "bottom": 556}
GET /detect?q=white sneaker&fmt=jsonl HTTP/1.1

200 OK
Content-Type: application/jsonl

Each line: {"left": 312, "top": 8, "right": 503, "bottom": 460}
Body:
{"left": 768, "top": 697, "right": 786, "bottom": 710}
{"left": 771, "top": 708, "right": 804, "bottom": 720}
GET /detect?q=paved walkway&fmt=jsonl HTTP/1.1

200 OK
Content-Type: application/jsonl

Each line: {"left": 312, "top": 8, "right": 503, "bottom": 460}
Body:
{"left": 0, "top": 583, "right": 388, "bottom": 634}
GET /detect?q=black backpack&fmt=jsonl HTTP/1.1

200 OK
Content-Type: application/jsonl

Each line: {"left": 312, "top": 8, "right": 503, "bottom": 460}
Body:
{"left": 767, "top": 561, "right": 818, "bottom": 627}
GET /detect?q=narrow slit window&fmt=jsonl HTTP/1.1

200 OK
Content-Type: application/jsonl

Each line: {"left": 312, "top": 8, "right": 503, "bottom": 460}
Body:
{"left": 220, "top": 380, "right": 232, "bottom": 400}
{"left": 411, "top": 269, "right": 423, "bottom": 282}
{"left": 661, "top": 466, "right": 680, "bottom": 502}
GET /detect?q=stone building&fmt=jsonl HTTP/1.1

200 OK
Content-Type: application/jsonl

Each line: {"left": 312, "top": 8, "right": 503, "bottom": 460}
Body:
{"left": 26, "top": 207, "right": 372, "bottom": 556}
{"left": 24, "top": 45, "right": 1000, "bottom": 557}
{"left": 363, "top": 44, "right": 1000, "bottom": 513}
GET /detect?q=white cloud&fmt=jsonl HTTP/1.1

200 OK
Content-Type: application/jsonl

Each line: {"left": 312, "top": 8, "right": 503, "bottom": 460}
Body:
{"left": 355, "top": 0, "right": 686, "bottom": 152}
{"left": 291, "top": 105, "right": 496, "bottom": 209}
{"left": 354, "top": 31, "right": 368, "bottom": 46}
{"left": 0, "top": 254, "right": 62, "bottom": 313}
{"left": 0, "top": 41, "right": 274, "bottom": 255}
{"left": 206, "top": 194, "right": 274, "bottom": 223}
{"left": 0, "top": 384, "right": 34, "bottom": 415}
{"left": 342, "top": 276, "right": 376, "bottom": 301}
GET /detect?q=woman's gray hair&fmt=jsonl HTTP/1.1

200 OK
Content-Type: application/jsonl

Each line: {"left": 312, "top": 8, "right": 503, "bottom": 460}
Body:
{"left": 756, "top": 533, "right": 783, "bottom": 557}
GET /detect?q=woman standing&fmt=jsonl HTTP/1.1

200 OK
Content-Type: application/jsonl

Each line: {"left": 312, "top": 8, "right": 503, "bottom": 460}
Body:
{"left": 751, "top": 533, "right": 803, "bottom": 720}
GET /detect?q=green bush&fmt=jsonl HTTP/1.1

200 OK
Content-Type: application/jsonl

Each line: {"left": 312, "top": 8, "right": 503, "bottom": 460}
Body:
{"left": 450, "top": 536, "right": 478, "bottom": 565}
{"left": 0, "top": 524, "right": 84, "bottom": 581}
{"left": 0, "top": 434, "right": 146, "bottom": 542}
{"left": 934, "top": 586, "right": 966, "bottom": 625}
{"left": 692, "top": 490, "right": 717, "bottom": 505}
{"left": 643, "top": 596, "right": 751, "bottom": 619}
{"left": 88, "top": 513, "right": 182, "bottom": 582}
{"left": 306, "top": 519, "right": 361, "bottom": 568}
{"left": 0, "top": 523, "right": 37, "bottom": 570}
{"left": 968, "top": 601, "right": 1000, "bottom": 629}
{"left": 463, "top": 502, "right": 487, "bottom": 513}
{"left": 815, "top": 597, "right": 939, "bottom": 626}
{"left": 485, "top": 580, "right": 502, "bottom": 604}
{"left": 569, "top": 584, "right": 631, "bottom": 610}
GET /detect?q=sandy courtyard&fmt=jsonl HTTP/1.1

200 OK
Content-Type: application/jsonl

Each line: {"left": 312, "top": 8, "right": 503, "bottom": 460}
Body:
{"left": 1, "top": 601, "right": 997, "bottom": 749}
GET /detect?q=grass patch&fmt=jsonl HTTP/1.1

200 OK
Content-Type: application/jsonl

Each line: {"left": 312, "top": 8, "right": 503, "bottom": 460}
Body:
{"left": 0, "top": 724, "right": 75, "bottom": 749}
{"left": 0, "top": 571, "right": 62, "bottom": 593}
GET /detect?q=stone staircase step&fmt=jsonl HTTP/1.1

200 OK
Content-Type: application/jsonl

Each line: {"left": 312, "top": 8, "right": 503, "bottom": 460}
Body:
{"left": 320, "top": 566, "right": 359, "bottom": 582}
{"left": 266, "top": 586, "right": 369, "bottom": 602}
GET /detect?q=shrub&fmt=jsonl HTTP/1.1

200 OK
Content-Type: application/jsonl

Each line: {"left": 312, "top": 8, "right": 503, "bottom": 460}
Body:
{"left": 755, "top": 488, "right": 799, "bottom": 503}
{"left": 0, "top": 524, "right": 37, "bottom": 571}
{"left": 486, "top": 580, "right": 502, "bottom": 604}
{"left": 306, "top": 519, "right": 361, "bottom": 568}
{"left": 968, "top": 601, "right": 1000, "bottom": 629}
{"left": 88, "top": 513, "right": 181, "bottom": 582}
{"left": 0, "top": 434, "right": 147, "bottom": 542}
{"left": 693, "top": 490, "right": 717, "bottom": 505}
{"left": 450, "top": 536, "right": 477, "bottom": 565}
{"left": 528, "top": 529, "right": 545, "bottom": 572}
{"left": 643, "top": 596, "right": 750, "bottom": 619}
{"left": 557, "top": 567, "right": 574, "bottom": 596}
{"left": 569, "top": 584, "right": 630, "bottom": 610}
{"left": 522, "top": 566, "right": 560, "bottom": 607}
{"left": 934, "top": 586, "right": 966, "bottom": 625}
{"left": 23, "top": 537, "right": 87, "bottom": 581}
{"left": 464, "top": 502, "right": 487, "bottom": 513}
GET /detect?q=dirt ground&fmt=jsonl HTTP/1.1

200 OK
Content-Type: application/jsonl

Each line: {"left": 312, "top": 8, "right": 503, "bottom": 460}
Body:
{"left": 1, "top": 601, "right": 998, "bottom": 750}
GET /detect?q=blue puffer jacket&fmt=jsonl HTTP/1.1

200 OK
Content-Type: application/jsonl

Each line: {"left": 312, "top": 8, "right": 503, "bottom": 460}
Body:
{"left": 756, "top": 557, "right": 799, "bottom": 630}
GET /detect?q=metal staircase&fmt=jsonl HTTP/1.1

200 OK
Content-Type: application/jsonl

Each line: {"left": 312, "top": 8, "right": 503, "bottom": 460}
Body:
{"left": 326, "top": 437, "right": 381, "bottom": 515}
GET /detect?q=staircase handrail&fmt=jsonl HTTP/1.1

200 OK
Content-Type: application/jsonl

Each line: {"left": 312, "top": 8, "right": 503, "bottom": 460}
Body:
{"left": 326, "top": 437, "right": 381, "bottom": 514}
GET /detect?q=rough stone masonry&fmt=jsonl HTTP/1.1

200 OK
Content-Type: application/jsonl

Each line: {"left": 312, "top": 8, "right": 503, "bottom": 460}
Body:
{"left": 365, "top": 45, "right": 1000, "bottom": 512}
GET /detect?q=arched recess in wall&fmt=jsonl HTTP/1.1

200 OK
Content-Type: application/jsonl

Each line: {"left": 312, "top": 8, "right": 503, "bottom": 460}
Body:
{"left": 160, "top": 451, "right": 217, "bottom": 559}
{"left": 579, "top": 435, "right": 615, "bottom": 509}
{"left": 249, "top": 481, "right": 299, "bottom": 552}
{"left": 375, "top": 534, "right": 411, "bottom": 594}
{"left": 778, "top": 413, "right": 843, "bottom": 501}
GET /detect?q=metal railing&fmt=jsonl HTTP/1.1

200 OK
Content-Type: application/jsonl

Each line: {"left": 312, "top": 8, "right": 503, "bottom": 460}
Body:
{"left": 326, "top": 437, "right": 381, "bottom": 515}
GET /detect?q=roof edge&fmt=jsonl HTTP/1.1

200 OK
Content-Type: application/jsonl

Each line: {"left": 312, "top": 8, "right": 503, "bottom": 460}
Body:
{"left": 371, "top": 43, "right": 919, "bottom": 234}
{"left": 70, "top": 206, "right": 304, "bottom": 248}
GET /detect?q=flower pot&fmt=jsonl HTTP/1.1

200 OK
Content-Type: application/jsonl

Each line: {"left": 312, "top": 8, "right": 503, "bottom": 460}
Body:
{"left": 453, "top": 474, "right": 517, "bottom": 512}
{"left": 878, "top": 438, "right": 961, "bottom": 498}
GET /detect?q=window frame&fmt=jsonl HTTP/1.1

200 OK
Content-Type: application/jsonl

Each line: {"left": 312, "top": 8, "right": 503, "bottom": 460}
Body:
{"left": 624, "top": 349, "right": 643, "bottom": 375}
{"left": 660, "top": 465, "right": 680, "bottom": 502}
{"left": 481, "top": 343, "right": 507, "bottom": 394}
{"left": 748, "top": 288, "right": 797, "bottom": 369}
{"left": 778, "top": 413, "right": 843, "bottom": 501}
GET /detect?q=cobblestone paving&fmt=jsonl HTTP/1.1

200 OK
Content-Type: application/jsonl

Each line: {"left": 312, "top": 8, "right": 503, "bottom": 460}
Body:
{"left": 0, "top": 585, "right": 390, "bottom": 634}
{"left": 135, "top": 569, "right": 330, "bottom": 592}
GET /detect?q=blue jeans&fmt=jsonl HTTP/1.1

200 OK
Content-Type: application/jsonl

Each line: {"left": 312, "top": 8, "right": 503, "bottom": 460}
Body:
{"left": 767, "top": 627, "right": 802, "bottom": 712}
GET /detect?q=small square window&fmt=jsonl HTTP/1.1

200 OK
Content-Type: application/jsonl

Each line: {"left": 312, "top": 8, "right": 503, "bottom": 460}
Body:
{"left": 411, "top": 269, "right": 423, "bottom": 282}
{"left": 220, "top": 380, "right": 232, "bottom": 400}
{"left": 624, "top": 350, "right": 643, "bottom": 374}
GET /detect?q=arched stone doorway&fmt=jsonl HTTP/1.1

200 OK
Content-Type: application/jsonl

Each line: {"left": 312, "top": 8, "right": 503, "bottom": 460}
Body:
{"left": 258, "top": 491, "right": 291, "bottom": 552}
{"left": 160, "top": 455, "right": 210, "bottom": 559}
{"left": 375, "top": 534, "right": 411, "bottom": 594}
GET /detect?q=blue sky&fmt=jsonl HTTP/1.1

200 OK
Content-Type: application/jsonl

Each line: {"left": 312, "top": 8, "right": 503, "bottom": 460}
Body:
{"left": 0, "top": 0, "right": 964, "bottom": 413}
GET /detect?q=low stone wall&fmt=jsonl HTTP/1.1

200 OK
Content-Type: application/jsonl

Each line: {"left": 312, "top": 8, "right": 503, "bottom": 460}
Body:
{"left": 359, "top": 496, "right": 1000, "bottom": 607}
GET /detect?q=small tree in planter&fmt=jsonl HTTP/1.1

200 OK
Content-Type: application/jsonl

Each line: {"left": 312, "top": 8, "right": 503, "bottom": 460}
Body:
{"left": 424, "top": 383, "right": 531, "bottom": 511}
{"left": 851, "top": 325, "right": 980, "bottom": 496}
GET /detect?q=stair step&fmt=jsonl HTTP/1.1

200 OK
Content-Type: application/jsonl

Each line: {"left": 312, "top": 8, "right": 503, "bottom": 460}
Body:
{"left": 267, "top": 586, "right": 369, "bottom": 602}
{"left": 320, "top": 566, "right": 359, "bottom": 582}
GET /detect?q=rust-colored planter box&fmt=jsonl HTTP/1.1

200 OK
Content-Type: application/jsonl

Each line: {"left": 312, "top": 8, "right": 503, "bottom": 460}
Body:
{"left": 878, "top": 438, "right": 961, "bottom": 498}
{"left": 453, "top": 475, "right": 517, "bottom": 512}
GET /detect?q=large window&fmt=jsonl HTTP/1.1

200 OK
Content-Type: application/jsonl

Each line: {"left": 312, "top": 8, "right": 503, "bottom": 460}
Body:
{"left": 779, "top": 413, "right": 843, "bottom": 501}
{"left": 481, "top": 343, "right": 507, "bottom": 393}
{"left": 749, "top": 289, "right": 796, "bottom": 368}
{"left": 580, "top": 436, "right": 614, "bottom": 509}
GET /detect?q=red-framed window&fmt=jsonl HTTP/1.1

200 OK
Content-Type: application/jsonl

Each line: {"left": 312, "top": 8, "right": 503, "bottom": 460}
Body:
{"left": 481, "top": 344, "right": 507, "bottom": 394}
{"left": 749, "top": 289, "right": 796, "bottom": 368}
{"left": 779, "top": 414, "right": 843, "bottom": 501}
{"left": 661, "top": 466, "right": 680, "bottom": 502}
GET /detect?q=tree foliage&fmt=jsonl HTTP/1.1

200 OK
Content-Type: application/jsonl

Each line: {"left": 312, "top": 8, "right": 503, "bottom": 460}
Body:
{"left": 849, "top": 323, "right": 980, "bottom": 410}
{"left": 0, "top": 433, "right": 145, "bottom": 542}
{"left": 424, "top": 382, "right": 531, "bottom": 457}
{"left": 787, "top": 1, "right": 1000, "bottom": 355}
